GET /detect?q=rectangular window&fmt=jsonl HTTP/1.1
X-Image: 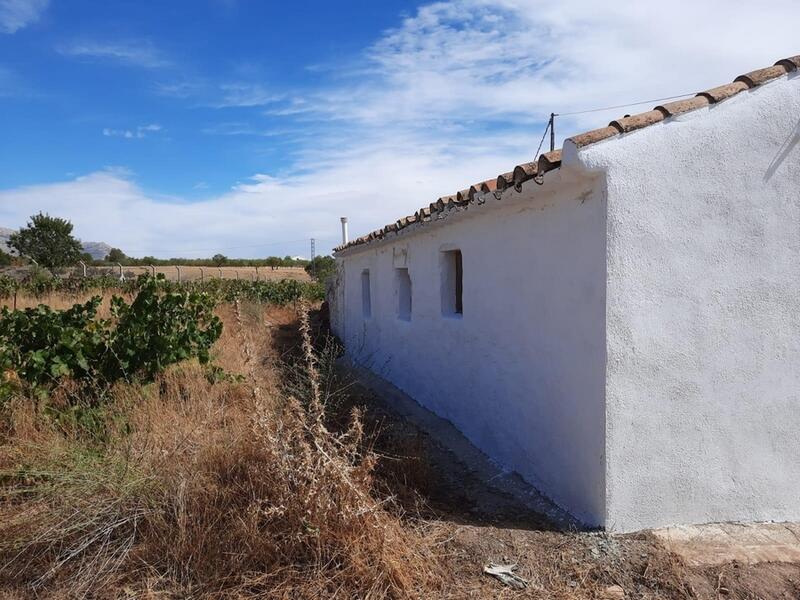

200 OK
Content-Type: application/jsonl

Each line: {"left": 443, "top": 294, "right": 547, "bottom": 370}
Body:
{"left": 395, "top": 267, "right": 412, "bottom": 321}
{"left": 361, "top": 270, "right": 371, "bottom": 317}
{"left": 441, "top": 249, "right": 463, "bottom": 316}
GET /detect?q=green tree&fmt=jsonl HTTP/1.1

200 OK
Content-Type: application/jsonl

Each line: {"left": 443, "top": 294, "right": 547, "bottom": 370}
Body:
{"left": 105, "top": 248, "right": 126, "bottom": 263}
{"left": 0, "top": 249, "right": 12, "bottom": 267}
{"left": 265, "top": 256, "right": 281, "bottom": 270}
{"left": 8, "top": 213, "right": 83, "bottom": 269}
{"left": 211, "top": 253, "right": 228, "bottom": 267}
{"left": 305, "top": 255, "right": 336, "bottom": 283}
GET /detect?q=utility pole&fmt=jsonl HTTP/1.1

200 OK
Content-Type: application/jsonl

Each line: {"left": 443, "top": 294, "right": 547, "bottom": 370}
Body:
{"left": 550, "top": 112, "right": 555, "bottom": 152}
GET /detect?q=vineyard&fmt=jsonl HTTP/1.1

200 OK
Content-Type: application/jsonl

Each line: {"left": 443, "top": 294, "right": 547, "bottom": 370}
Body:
{"left": 0, "top": 274, "right": 432, "bottom": 599}
{"left": 0, "top": 273, "right": 324, "bottom": 305}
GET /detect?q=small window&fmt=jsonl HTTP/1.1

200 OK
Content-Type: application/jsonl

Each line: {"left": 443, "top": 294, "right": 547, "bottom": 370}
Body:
{"left": 441, "top": 249, "right": 463, "bottom": 316}
{"left": 361, "top": 270, "right": 371, "bottom": 317}
{"left": 395, "top": 268, "right": 412, "bottom": 321}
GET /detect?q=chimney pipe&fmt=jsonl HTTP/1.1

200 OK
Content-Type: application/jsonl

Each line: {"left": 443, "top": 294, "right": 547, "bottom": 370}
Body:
{"left": 340, "top": 216, "right": 349, "bottom": 245}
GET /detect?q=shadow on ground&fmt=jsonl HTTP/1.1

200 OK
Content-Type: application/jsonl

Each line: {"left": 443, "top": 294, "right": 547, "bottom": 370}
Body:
{"left": 270, "top": 307, "right": 800, "bottom": 599}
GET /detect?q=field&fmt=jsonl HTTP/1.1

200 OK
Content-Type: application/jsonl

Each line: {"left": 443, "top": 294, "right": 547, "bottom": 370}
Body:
{"left": 92, "top": 265, "right": 310, "bottom": 282}
{"left": 0, "top": 285, "right": 798, "bottom": 598}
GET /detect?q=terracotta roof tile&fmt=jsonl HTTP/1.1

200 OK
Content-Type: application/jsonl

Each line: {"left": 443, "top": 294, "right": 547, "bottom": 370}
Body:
{"left": 512, "top": 162, "right": 538, "bottom": 187}
{"left": 496, "top": 171, "right": 514, "bottom": 191}
{"left": 567, "top": 126, "right": 620, "bottom": 148}
{"left": 697, "top": 81, "right": 749, "bottom": 103}
{"left": 776, "top": 55, "right": 800, "bottom": 71}
{"left": 610, "top": 109, "right": 666, "bottom": 133}
{"left": 735, "top": 64, "right": 791, "bottom": 87}
{"left": 334, "top": 54, "right": 796, "bottom": 253}
{"left": 538, "top": 150, "right": 562, "bottom": 173}
{"left": 480, "top": 179, "right": 497, "bottom": 193}
{"left": 468, "top": 178, "right": 497, "bottom": 201}
{"left": 656, "top": 96, "right": 710, "bottom": 117}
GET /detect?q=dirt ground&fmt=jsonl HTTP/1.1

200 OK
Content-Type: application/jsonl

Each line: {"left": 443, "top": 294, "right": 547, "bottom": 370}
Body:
{"left": 320, "top": 326, "right": 800, "bottom": 599}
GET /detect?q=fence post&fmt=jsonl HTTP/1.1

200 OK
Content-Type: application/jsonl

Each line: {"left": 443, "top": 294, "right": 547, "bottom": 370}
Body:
{"left": 254, "top": 266, "right": 260, "bottom": 281}
{"left": 235, "top": 270, "right": 240, "bottom": 280}
{"left": 78, "top": 260, "right": 87, "bottom": 278}
{"left": 116, "top": 263, "right": 125, "bottom": 281}
{"left": 218, "top": 267, "right": 223, "bottom": 279}
{"left": 199, "top": 267, "right": 205, "bottom": 283}
{"left": 175, "top": 265, "right": 182, "bottom": 283}
{"left": 149, "top": 264, "right": 156, "bottom": 277}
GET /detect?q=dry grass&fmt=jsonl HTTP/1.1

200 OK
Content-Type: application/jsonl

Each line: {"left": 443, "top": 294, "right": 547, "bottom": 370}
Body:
{"left": 0, "top": 300, "right": 444, "bottom": 598}
{"left": 1, "top": 293, "right": 135, "bottom": 313}
{"left": 2, "top": 294, "right": 795, "bottom": 599}
{"left": 92, "top": 265, "right": 310, "bottom": 282}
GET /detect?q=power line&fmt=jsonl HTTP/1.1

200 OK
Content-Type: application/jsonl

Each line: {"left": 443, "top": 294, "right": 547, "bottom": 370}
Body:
{"left": 533, "top": 91, "right": 697, "bottom": 159}
{"left": 554, "top": 92, "right": 695, "bottom": 117}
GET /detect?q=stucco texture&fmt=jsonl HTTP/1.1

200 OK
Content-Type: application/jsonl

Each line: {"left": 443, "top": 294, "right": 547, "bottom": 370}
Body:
{"left": 333, "top": 72, "right": 800, "bottom": 532}
{"left": 332, "top": 176, "right": 608, "bottom": 526}
{"left": 576, "top": 72, "right": 800, "bottom": 531}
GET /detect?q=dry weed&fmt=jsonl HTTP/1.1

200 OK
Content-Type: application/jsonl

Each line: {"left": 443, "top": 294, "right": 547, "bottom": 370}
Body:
{"left": 0, "top": 301, "right": 444, "bottom": 598}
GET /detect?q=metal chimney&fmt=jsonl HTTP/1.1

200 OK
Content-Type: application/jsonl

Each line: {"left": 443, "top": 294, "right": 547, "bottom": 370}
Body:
{"left": 340, "top": 216, "right": 349, "bottom": 245}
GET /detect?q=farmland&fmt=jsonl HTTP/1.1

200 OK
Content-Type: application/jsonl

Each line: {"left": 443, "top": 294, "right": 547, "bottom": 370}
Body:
{"left": 0, "top": 281, "right": 797, "bottom": 598}
{"left": 89, "top": 265, "right": 310, "bottom": 282}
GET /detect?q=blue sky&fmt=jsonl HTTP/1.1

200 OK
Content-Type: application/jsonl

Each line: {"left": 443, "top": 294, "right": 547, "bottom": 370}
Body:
{"left": 0, "top": 0, "right": 797, "bottom": 257}
{"left": 1, "top": 1, "right": 417, "bottom": 197}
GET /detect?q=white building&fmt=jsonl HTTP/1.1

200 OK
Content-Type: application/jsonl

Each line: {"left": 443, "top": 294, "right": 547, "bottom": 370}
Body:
{"left": 329, "top": 55, "right": 800, "bottom": 532}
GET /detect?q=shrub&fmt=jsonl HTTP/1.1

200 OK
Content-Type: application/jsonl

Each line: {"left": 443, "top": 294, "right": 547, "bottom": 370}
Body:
{"left": 0, "top": 275, "right": 222, "bottom": 401}
{"left": 104, "top": 276, "right": 222, "bottom": 382}
{"left": 0, "top": 297, "right": 108, "bottom": 399}
{"left": 305, "top": 255, "right": 336, "bottom": 283}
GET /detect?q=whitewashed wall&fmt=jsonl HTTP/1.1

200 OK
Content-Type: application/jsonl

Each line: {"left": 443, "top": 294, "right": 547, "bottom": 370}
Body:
{"left": 571, "top": 72, "right": 800, "bottom": 531}
{"left": 332, "top": 173, "right": 608, "bottom": 525}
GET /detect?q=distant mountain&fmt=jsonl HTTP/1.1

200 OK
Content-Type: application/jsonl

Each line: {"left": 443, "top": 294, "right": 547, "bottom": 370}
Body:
{"left": 0, "top": 227, "right": 113, "bottom": 261}
{"left": 0, "top": 228, "right": 13, "bottom": 254}
{"left": 81, "top": 241, "right": 114, "bottom": 261}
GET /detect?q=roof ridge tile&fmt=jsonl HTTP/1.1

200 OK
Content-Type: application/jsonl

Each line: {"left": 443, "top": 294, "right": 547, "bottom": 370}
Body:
{"left": 735, "top": 64, "right": 791, "bottom": 87}
{"left": 335, "top": 53, "right": 797, "bottom": 252}
{"left": 610, "top": 109, "right": 665, "bottom": 133}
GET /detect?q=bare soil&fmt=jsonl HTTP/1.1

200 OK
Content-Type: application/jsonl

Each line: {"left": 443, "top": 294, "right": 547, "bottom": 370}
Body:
{"left": 1, "top": 300, "right": 797, "bottom": 599}
{"left": 317, "top": 314, "right": 800, "bottom": 599}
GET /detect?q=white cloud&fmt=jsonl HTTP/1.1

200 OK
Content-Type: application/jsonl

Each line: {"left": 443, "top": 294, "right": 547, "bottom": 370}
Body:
{"left": 155, "top": 79, "right": 284, "bottom": 108}
{"left": 277, "top": 0, "right": 798, "bottom": 132}
{"left": 102, "top": 124, "right": 162, "bottom": 139}
{"left": 4, "top": 0, "right": 799, "bottom": 256}
{"left": 212, "top": 82, "right": 283, "bottom": 108}
{"left": 0, "top": 0, "right": 48, "bottom": 34}
{"left": 58, "top": 40, "right": 170, "bottom": 68}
